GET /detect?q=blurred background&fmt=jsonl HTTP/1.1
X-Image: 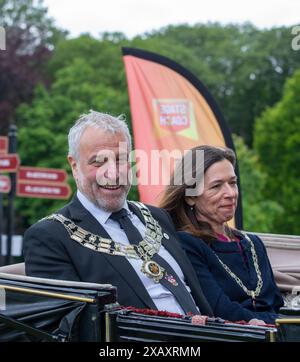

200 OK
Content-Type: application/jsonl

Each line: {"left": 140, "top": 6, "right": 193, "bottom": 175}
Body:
{"left": 0, "top": 0, "right": 300, "bottom": 257}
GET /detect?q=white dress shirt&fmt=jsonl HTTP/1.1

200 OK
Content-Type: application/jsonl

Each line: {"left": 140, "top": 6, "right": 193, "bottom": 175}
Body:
{"left": 77, "top": 190, "right": 194, "bottom": 314}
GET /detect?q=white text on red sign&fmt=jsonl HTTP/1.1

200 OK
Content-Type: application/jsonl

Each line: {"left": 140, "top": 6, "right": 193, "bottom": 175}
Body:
{"left": 0, "top": 154, "right": 20, "bottom": 172}
{"left": 18, "top": 166, "right": 67, "bottom": 183}
{"left": 17, "top": 182, "right": 71, "bottom": 199}
{"left": 0, "top": 175, "right": 11, "bottom": 193}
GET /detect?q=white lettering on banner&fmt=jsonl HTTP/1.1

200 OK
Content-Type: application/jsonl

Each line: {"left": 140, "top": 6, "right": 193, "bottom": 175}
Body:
{"left": 159, "top": 102, "right": 189, "bottom": 127}
{"left": 160, "top": 103, "right": 187, "bottom": 114}
{"left": 153, "top": 99, "right": 192, "bottom": 131}
{"left": 160, "top": 115, "right": 188, "bottom": 126}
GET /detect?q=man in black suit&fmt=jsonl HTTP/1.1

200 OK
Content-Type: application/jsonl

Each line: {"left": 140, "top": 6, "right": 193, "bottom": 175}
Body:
{"left": 23, "top": 110, "right": 212, "bottom": 316}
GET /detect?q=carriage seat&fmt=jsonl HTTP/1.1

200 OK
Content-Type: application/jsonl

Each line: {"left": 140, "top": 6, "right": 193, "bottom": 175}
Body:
{"left": 0, "top": 262, "right": 25, "bottom": 275}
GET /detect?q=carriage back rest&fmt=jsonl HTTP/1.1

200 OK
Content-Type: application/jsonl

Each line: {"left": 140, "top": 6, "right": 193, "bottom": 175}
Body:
{"left": 0, "top": 272, "right": 117, "bottom": 342}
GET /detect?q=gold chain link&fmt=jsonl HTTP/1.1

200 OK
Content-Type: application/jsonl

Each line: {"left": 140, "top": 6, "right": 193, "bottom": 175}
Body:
{"left": 42, "top": 202, "right": 163, "bottom": 262}
{"left": 213, "top": 233, "right": 263, "bottom": 299}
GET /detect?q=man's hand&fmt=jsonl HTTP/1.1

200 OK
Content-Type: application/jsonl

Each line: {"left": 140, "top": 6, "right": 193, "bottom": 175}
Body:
{"left": 191, "top": 315, "right": 208, "bottom": 325}
{"left": 248, "top": 318, "right": 266, "bottom": 326}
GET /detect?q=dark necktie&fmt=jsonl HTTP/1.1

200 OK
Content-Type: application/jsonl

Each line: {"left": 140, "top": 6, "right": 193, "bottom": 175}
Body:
{"left": 110, "top": 208, "right": 199, "bottom": 315}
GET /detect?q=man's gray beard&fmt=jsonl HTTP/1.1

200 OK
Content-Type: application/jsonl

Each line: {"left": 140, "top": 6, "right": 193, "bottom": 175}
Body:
{"left": 76, "top": 170, "right": 131, "bottom": 212}
{"left": 93, "top": 189, "right": 130, "bottom": 212}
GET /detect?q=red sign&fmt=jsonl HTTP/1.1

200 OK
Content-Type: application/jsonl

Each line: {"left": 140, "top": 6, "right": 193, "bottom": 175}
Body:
{"left": 0, "top": 175, "right": 11, "bottom": 193}
{"left": 0, "top": 137, "right": 8, "bottom": 154}
{"left": 0, "top": 154, "right": 20, "bottom": 172}
{"left": 17, "top": 182, "right": 71, "bottom": 199}
{"left": 18, "top": 166, "right": 68, "bottom": 183}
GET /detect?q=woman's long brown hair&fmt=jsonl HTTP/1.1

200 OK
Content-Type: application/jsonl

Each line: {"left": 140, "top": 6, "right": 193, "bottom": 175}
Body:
{"left": 159, "top": 145, "right": 236, "bottom": 242}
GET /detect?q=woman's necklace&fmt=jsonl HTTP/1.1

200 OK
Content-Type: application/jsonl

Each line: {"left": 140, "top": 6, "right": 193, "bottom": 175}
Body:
{"left": 213, "top": 233, "right": 263, "bottom": 307}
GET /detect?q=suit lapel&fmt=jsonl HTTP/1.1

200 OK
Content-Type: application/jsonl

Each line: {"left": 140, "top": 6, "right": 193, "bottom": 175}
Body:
{"left": 67, "top": 196, "right": 156, "bottom": 309}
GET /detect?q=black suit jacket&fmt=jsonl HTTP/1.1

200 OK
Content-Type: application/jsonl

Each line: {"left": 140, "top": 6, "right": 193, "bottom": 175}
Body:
{"left": 23, "top": 196, "right": 213, "bottom": 316}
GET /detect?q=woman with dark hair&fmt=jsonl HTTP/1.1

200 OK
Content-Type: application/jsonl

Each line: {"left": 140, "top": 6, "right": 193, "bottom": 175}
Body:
{"left": 160, "top": 145, "right": 283, "bottom": 324}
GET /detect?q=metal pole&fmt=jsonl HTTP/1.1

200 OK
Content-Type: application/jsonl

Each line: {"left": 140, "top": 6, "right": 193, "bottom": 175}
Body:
{"left": 5, "top": 124, "right": 17, "bottom": 265}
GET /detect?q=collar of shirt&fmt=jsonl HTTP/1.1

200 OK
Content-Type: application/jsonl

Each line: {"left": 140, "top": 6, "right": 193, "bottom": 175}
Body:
{"left": 77, "top": 190, "right": 145, "bottom": 246}
{"left": 76, "top": 190, "right": 131, "bottom": 225}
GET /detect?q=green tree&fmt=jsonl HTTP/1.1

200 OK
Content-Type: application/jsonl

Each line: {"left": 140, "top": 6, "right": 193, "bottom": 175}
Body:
{"left": 0, "top": 0, "right": 66, "bottom": 133}
{"left": 15, "top": 37, "right": 136, "bottom": 228}
{"left": 13, "top": 23, "right": 300, "bottom": 232}
{"left": 233, "top": 135, "right": 283, "bottom": 232}
{"left": 148, "top": 23, "right": 300, "bottom": 145}
{"left": 254, "top": 70, "right": 300, "bottom": 234}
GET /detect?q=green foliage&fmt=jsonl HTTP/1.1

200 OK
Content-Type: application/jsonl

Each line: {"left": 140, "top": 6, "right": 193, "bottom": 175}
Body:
{"left": 147, "top": 23, "right": 300, "bottom": 145}
{"left": 233, "top": 135, "right": 283, "bottom": 232}
{"left": 0, "top": 0, "right": 67, "bottom": 134}
{"left": 15, "top": 36, "right": 134, "bottom": 228}
{"left": 254, "top": 70, "right": 300, "bottom": 234}
{"left": 9, "top": 20, "right": 300, "bottom": 234}
{"left": 0, "top": 0, "right": 66, "bottom": 46}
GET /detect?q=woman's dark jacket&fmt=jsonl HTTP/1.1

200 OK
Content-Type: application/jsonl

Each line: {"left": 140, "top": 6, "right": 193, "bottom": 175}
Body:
{"left": 178, "top": 231, "right": 283, "bottom": 324}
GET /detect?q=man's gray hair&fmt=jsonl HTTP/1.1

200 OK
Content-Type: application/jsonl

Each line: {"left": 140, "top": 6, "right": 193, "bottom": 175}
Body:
{"left": 68, "top": 110, "right": 132, "bottom": 161}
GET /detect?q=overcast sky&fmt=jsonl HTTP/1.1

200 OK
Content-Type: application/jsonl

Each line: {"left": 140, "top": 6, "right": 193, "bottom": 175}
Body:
{"left": 43, "top": 0, "right": 299, "bottom": 38}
